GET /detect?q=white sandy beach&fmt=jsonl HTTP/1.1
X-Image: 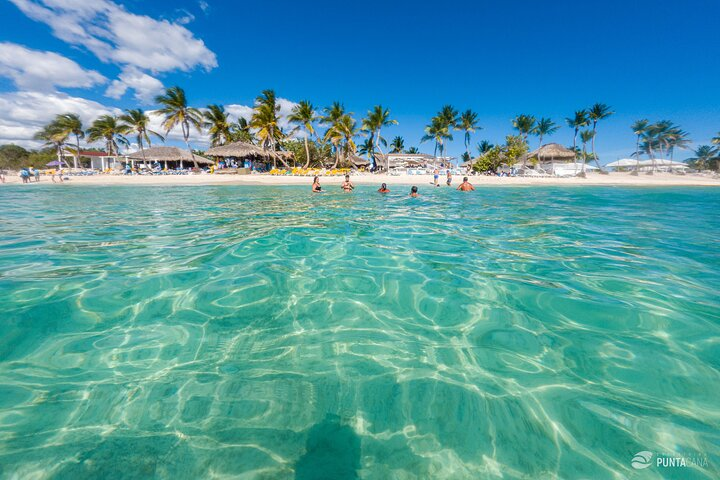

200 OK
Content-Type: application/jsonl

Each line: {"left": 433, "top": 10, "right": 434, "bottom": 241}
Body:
{"left": 2, "top": 172, "right": 719, "bottom": 187}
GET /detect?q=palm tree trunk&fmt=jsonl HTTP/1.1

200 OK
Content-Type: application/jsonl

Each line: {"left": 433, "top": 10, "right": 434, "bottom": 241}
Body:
{"left": 302, "top": 136, "right": 311, "bottom": 169}
{"left": 75, "top": 134, "right": 81, "bottom": 169}
{"left": 331, "top": 145, "right": 339, "bottom": 169}
{"left": 632, "top": 136, "right": 640, "bottom": 176}
{"left": 182, "top": 122, "right": 197, "bottom": 169}
{"left": 591, "top": 123, "right": 602, "bottom": 172}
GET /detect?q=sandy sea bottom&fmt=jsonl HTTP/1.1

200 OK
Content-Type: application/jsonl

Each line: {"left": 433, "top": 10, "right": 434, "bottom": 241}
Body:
{"left": 0, "top": 185, "right": 718, "bottom": 479}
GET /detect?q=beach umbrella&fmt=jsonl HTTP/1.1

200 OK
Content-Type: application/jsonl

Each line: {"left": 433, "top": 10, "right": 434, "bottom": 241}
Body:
{"left": 46, "top": 160, "right": 67, "bottom": 167}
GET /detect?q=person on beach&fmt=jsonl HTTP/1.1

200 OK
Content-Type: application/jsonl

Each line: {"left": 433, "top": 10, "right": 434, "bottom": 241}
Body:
{"left": 341, "top": 175, "right": 354, "bottom": 192}
{"left": 312, "top": 176, "right": 322, "bottom": 192}
{"left": 433, "top": 169, "right": 439, "bottom": 187}
{"left": 409, "top": 185, "right": 419, "bottom": 197}
{"left": 457, "top": 177, "right": 475, "bottom": 191}
{"left": 33, "top": 168, "right": 40, "bottom": 182}
{"left": 378, "top": 183, "right": 390, "bottom": 193}
{"left": 446, "top": 169, "right": 452, "bottom": 186}
{"left": 0, "top": 168, "right": 6, "bottom": 183}
{"left": 20, "top": 168, "right": 30, "bottom": 184}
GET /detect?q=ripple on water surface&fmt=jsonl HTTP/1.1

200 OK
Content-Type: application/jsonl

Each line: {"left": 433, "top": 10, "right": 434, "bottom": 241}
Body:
{"left": 0, "top": 185, "right": 719, "bottom": 479}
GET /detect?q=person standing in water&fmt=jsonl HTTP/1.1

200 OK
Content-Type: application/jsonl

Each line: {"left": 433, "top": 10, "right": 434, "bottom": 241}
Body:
{"left": 433, "top": 169, "right": 439, "bottom": 187}
{"left": 409, "top": 186, "right": 419, "bottom": 197}
{"left": 312, "top": 176, "right": 322, "bottom": 192}
{"left": 378, "top": 183, "right": 390, "bottom": 193}
{"left": 446, "top": 169, "right": 452, "bottom": 186}
{"left": 457, "top": 177, "right": 475, "bottom": 191}
{"left": 341, "top": 175, "right": 354, "bottom": 192}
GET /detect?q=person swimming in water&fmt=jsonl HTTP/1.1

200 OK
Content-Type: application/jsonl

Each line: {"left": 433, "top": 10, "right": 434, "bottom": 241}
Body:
{"left": 409, "top": 185, "right": 419, "bottom": 197}
{"left": 312, "top": 176, "right": 322, "bottom": 192}
{"left": 378, "top": 183, "right": 390, "bottom": 193}
{"left": 341, "top": 175, "right": 354, "bottom": 192}
{"left": 457, "top": 177, "right": 475, "bottom": 191}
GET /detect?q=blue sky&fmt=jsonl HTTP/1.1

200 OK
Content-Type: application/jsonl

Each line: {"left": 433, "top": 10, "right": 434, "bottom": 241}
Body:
{"left": 1, "top": 0, "right": 718, "bottom": 162}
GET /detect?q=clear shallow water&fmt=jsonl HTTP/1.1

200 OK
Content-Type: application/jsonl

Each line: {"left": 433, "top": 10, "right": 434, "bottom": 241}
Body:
{"left": 0, "top": 185, "right": 718, "bottom": 479}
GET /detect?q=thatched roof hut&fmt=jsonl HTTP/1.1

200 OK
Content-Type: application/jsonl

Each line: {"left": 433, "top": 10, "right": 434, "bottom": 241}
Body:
{"left": 126, "top": 146, "right": 213, "bottom": 164}
{"left": 525, "top": 143, "right": 576, "bottom": 162}
{"left": 205, "top": 141, "right": 273, "bottom": 159}
{"left": 348, "top": 154, "right": 371, "bottom": 168}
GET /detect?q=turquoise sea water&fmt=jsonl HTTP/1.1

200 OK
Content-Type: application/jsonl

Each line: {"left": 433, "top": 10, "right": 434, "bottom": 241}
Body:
{"left": 0, "top": 185, "right": 718, "bottom": 479}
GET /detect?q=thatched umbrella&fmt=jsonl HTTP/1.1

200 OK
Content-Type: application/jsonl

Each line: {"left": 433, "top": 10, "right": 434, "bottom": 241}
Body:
{"left": 526, "top": 143, "right": 576, "bottom": 162}
{"left": 126, "top": 146, "right": 212, "bottom": 169}
{"left": 206, "top": 141, "right": 273, "bottom": 159}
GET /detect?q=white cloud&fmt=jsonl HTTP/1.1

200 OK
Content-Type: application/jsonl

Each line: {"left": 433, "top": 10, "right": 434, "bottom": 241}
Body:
{"left": 198, "top": 1, "right": 210, "bottom": 14}
{"left": 105, "top": 67, "right": 164, "bottom": 104}
{"left": 9, "top": 0, "right": 217, "bottom": 74}
{"left": 0, "top": 90, "right": 119, "bottom": 148}
{"left": 0, "top": 42, "right": 106, "bottom": 91}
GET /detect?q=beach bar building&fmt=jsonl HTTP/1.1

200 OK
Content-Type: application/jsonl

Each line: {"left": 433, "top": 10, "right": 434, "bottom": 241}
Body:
{"left": 126, "top": 146, "right": 213, "bottom": 170}
{"left": 206, "top": 141, "right": 282, "bottom": 171}
{"left": 60, "top": 149, "right": 127, "bottom": 170}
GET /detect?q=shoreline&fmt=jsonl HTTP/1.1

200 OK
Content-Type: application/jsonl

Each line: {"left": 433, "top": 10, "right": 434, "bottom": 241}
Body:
{"left": 1, "top": 172, "right": 719, "bottom": 187}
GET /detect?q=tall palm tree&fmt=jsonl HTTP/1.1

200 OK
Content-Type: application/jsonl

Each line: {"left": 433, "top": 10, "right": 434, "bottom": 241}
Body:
{"left": 630, "top": 119, "right": 649, "bottom": 175}
{"left": 357, "top": 137, "right": 374, "bottom": 158}
{"left": 458, "top": 110, "right": 480, "bottom": 160}
{"left": 389, "top": 136, "right": 405, "bottom": 153}
{"left": 86, "top": 115, "right": 130, "bottom": 164}
{"left": 119, "top": 109, "right": 164, "bottom": 167}
{"left": 587, "top": 103, "right": 613, "bottom": 171}
{"left": 155, "top": 86, "right": 203, "bottom": 168}
{"left": 579, "top": 129, "right": 595, "bottom": 175}
{"left": 405, "top": 146, "right": 420, "bottom": 154}
{"left": 565, "top": 110, "right": 589, "bottom": 160}
{"left": 251, "top": 90, "right": 287, "bottom": 168}
{"left": 361, "top": 105, "right": 397, "bottom": 171}
{"left": 532, "top": 117, "right": 559, "bottom": 147}
{"left": 421, "top": 116, "right": 452, "bottom": 161}
{"left": 55, "top": 113, "right": 84, "bottom": 169}
{"left": 288, "top": 100, "right": 317, "bottom": 168}
{"left": 203, "top": 104, "right": 231, "bottom": 147}
{"left": 34, "top": 121, "right": 69, "bottom": 168}
{"left": 321, "top": 102, "right": 346, "bottom": 169}
{"left": 325, "top": 114, "right": 357, "bottom": 168}
{"left": 512, "top": 114, "right": 536, "bottom": 143}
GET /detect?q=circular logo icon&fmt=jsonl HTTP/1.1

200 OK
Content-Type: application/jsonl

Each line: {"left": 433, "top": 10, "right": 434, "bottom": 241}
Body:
{"left": 632, "top": 451, "right": 653, "bottom": 469}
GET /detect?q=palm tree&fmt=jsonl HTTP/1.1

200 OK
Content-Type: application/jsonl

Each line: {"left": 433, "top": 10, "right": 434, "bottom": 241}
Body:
{"left": 458, "top": 110, "right": 480, "bottom": 160}
{"left": 565, "top": 110, "right": 589, "bottom": 160}
{"left": 630, "top": 119, "right": 649, "bottom": 175}
{"left": 34, "top": 121, "right": 69, "bottom": 168}
{"left": 251, "top": 90, "right": 287, "bottom": 168}
{"left": 86, "top": 115, "right": 130, "bottom": 164}
{"left": 686, "top": 145, "right": 718, "bottom": 171}
{"left": 389, "top": 136, "right": 405, "bottom": 153}
{"left": 532, "top": 117, "right": 559, "bottom": 147}
{"left": 229, "top": 117, "right": 254, "bottom": 144}
{"left": 361, "top": 105, "right": 397, "bottom": 171}
{"left": 512, "top": 114, "right": 536, "bottom": 142}
{"left": 203, "top": 104, "right": 231, "bottom": 147}
{"left": 579, "top": 129, "right": 594, "bottom": 176}
{"left": 476, "top": 140, "right": 494, "bottom": 156}
{"left": 321, "top": 102, "right": 346, "bottom": 169}
{"left": 325, "top": 114, "right": 357, "bottom": 168}
{"left": 119, "top": 109, "right": 164, "bottom": 167}
{"left": 55, "top": 113, "right": 84, "bottom": 169}
{"left": 288, "top": 100, "right": 317, "bottom": 168}
{"left": 587, "top": 103, "right": 613, "bottom": 171}
{"left": 155, "top": 86, "right": 203, "bottom": 168}
{"left": 712, "top": 132, "right": 720, "bottom": 146}
{"left": 357, "top": 137, "right": 374, "bottom": 158}
{"left": 421, "top": 116, "right": 452, "bottom": 161}
{"left": 405, "top": 146, "right": 420, "bottom": 154}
